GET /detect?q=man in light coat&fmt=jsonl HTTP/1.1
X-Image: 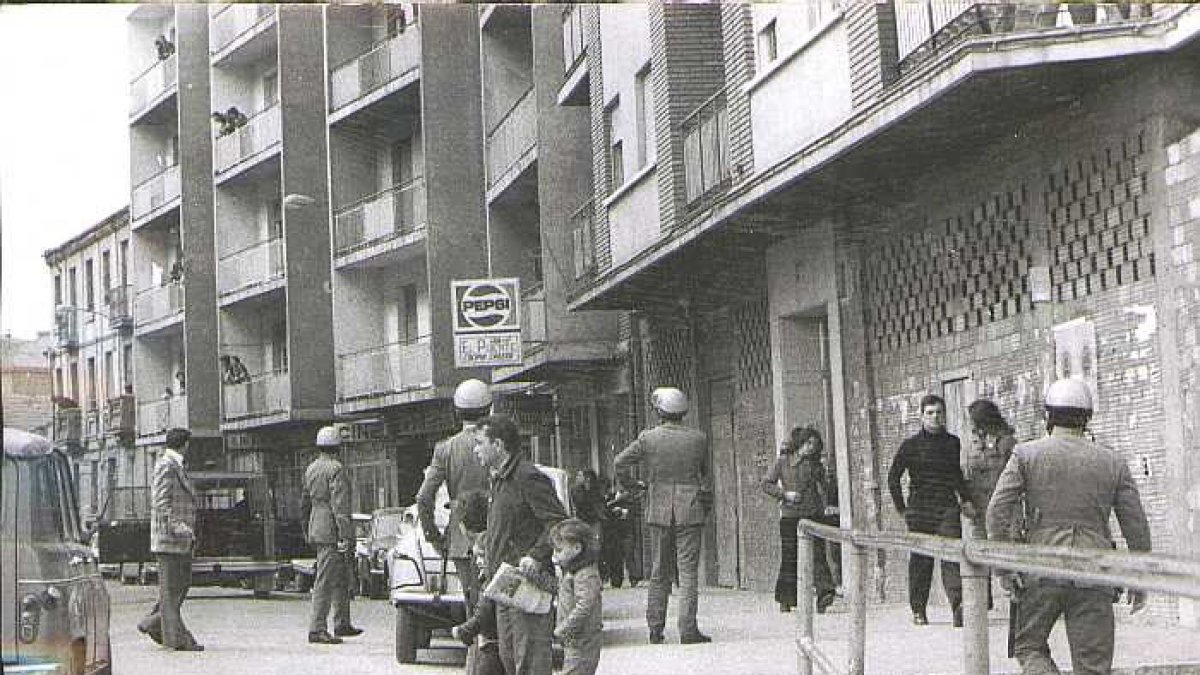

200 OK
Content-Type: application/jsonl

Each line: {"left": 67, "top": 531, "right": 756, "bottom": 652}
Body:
{"left": 137, "top": 427, "right": 203, "bottom": 651}
{"left": 614, "top": 387, "right": 712, "bottom": 645}
{"left": 303, "top": 425, "right": 361, "bottom": 644}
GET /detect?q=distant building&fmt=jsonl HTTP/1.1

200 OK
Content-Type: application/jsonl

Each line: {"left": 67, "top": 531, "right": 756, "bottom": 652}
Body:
{"left": 1, "top": 331, "right": 54, "bottom": 434}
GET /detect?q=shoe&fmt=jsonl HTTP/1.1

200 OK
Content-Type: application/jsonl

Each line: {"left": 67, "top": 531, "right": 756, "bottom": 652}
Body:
{"left": 912, "top": 611, "right": 929, "bottom": 626}
{"left": 173, "top": 643, "right": 205, "bottom": 652}
{"left": 137, "top": 622, "right": 163, "bottom": 645}
{"left": 952, "top": 607, "right": 963, "bottom": 628}
{"left": 333, "top": 626, "right": 363, "bottom": 637}
{"left": 779, "top": 602, "right": 793, "bottom": 613}
{"left": 649, "top": 630, "right": 664, "bottom": 645}
{"left": 680, "top": 632, "right": 712, "bottom": 645}
{"left": 308, "top": 631, "right": 343, "bottom": 644}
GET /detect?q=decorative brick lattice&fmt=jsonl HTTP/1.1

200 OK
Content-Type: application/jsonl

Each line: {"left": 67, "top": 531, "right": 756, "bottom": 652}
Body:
{"left": 734, "top": 299, "right": 771, "bottom": 392}
{"left": 1046, "top": 132, "right": 1156, "bottom": 302}
{"left": 645, "top": 320, "right": 693, "bottom": 398}
{"left": 865, "top": 186, "right": 1034, "bottom": 352}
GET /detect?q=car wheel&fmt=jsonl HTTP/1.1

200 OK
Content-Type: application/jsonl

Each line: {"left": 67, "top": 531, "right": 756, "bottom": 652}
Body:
{"left": 395, "top": 606, "right": 420, "bottom": 664}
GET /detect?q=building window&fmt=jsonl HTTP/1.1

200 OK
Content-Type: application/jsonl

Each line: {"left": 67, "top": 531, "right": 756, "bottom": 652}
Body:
{"left": 86, "top": 357, "right": 97, "bottom": 409}
{"left": 54, "top": 275, "right": 62, "bottom": 306}
{"left": 84, "top": 259, "right": 95, "bottom": 313}
{"left": 119, "top": 240, "right": 129, "bottom": 286}
{"left": 68, "top": 267, "right": 77, "bottom": 306}
{"left": 262, "top": 70, "right": 278, "bottom": 108}
{"left": 399, "top": 284, "right": 418, "bottom": 343}
{"left": 123, "top": 345, "right": 133, "bottom": 392}
{"left": 104, "top": 351, "right": 115, "bottom": 401}
{"left": 634, "top": 66, "right": 652, "bottom": 170}
{"left": 610, "top": 140, "right": 624, "bottom": 191}
{"left": 683, "top": 95, "right": 730, "bottom": 205}
{"left": 757, "top": 19, "right": 777, "bottom": 72}
{"left": 562, "top": 5, "right": 586, "bottom": 72}
{"left": 604, "top": 98, "right": 623, "bottom": 191}
{"left": 101, "top": 251, "right": 112, "bottom": 292}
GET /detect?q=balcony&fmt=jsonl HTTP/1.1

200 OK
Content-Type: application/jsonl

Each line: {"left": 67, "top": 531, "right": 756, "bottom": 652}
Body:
{"left": 54, "top": 408, "right": 82, "bottom": 446}
{"left": 330, "top": 28, "right": 421, "bottom": 113}
{"left": 567, "top": 199, "right": 596, "bottom": 301}
{"left": 55, "top": 306, "right": 79, "bottom": 349}
{"left": 217, "top": 238, "right": 285, "bottom": 299}
{"left": 222, "top": 370, "right": 290, "bottom": 421}
{"left": 210, "top": 3, "right": 276, "bottom": 56}
{"left": 486, "top": 87, "right": 537, "bottom": 189}
{"left": 135, "top": 281, "right": 184, "bottom": 331}
{"left": 683, "top": 92, "right": 730, "bottom": 210}
{"left": 214, "top": 105, "right": 281, "bottom": 176}
{"left": 334, "top": 179, "right": 427, "bottom": 259}
{"left": 558, "top": 5, "right": 589, "bottom": 107}
{"left": 130, "top": 53, "right": 177, "bottom": 119}
{"left": 138, "top": 395, "right": 188, "bottom": 437}
{"left": 520, "top": 284, "right": 547, "bottom": 352}
{"left": 106, "top": 395, "right": 136, "bottom": 436}
{"left": 336, "top": 336, "right": 432, "bottom": 401}
{"left": 131, "top": 164, "right": 181, "bottom": 224}
{"left": 106, "top": 285, "right": 134, "bottom": 330}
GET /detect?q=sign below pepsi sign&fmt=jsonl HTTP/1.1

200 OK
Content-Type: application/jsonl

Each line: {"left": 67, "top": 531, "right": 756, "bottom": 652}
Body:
{"left": 452, "top": 278, "right": 522, "bottom": 367}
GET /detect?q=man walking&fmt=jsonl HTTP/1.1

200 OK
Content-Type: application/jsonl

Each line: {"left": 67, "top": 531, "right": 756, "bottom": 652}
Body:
{"left": 138, "top": 427, "right": 204, "bottom": 651}
{"left": 988, "top": 378, "right": 1151, "bottom": 674}
{"left": 303, "top": 425, "right": 362, "bottom": 644}
{"left": 887, "top": 394, "right": 977, "bottom": 627}
{"left": 474, "top": 414, "right": 568, "bottom": 674}
{"left": 416, "top": 378, "right": 492, "bottom": 614}
{"left": 614, "top": 387, "right": 712, "bottom": 645}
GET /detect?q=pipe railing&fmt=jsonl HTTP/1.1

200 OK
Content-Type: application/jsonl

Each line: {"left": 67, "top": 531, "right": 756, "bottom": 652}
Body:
{"left": 217, "top": 237, "right": 285, "bottom": 296}
{"left": 131, "top": 163, "right": 181, "bottom": 220}
{"left": 329, "top": 27, "right": 421, "bottom": 111}
{"left": 336, "top": 335, "right": 432, "bottom": 400}
{"left": 333, "top": 178, "right": 427, "bottom": 256}
{"left": 138, "top": 394, "right": 188, "bottom": 436}
{"left": 214, "top": 104, "right": 282, "bottom": 174}
{"left": 130, "top": 53, "right": 177, "bottom": 116}
{"left": 134, "top": 281, "right": 185, "bottom": 327}
{"left": 210, "top": 3, "right": 276, "bottom": 55}
{"left": 486, "top": 87, "right": 537, "bottom": 187}
{"left": 222, "top": 369, "right": 290, "bottom": 420}
{"left": 794, "top": 519, "right": 1200, "bottom": 675}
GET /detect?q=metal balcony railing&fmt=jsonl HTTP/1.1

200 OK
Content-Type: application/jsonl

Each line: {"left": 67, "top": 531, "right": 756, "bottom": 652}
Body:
{"left": 217, "top": 237, "right": 285, "bottom": 297}
{"left": 105, "top": 394, "right": 136, "bottom": 435}
{"left": 132, "top": 164, "right": 181, "bottom": 221}
{"left": 130, "top": 53, "right": 178, "bottom": 117}
{"left": 683, "top": 92, "right": 730, "bottom": 207}
{"left": 486, "top": 87, "right": 537, "bottom": 187}
{"left": 210, "top": 3, "right": 276, "bottom": 55}
{"left": 138, "top": 394, "right": 188, "bottom": 436}
{"left": 135, "top": 281, "right": 184, "bottom": 327}
{"left": 222, "top": 370, "right": 290, "bottom": 420}
{"left": 561, "top": 5, "right": 586, "bottom": 73}
{"left": 106, "top": 285, "right": 134, "bottom": 329}
{"left": 334, "top": 179, "right": 427, "bottom": 256}
{"left": 329, "top": 28, "right": 421, "bottom": 112}
{"left": 214, "top": 105, "right": 281, "bottom": 174}
{"left": 337, "top": 336, "right": 432, "bottom": 401}
{"left": 55, "top": 306, "right": 79, "bottom": 349}
{"left": 54, "top": 408, "right": 82, "bottom": 445}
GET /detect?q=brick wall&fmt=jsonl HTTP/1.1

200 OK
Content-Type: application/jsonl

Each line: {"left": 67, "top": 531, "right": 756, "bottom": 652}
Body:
{"left": 845, "top": 1, "right": 899, "bottom": 110}
{"left": 586, "top": 6, "right": 612, "bottom": 273}
{"left": 721, "top": 2, "right": 755, "bottom": 181}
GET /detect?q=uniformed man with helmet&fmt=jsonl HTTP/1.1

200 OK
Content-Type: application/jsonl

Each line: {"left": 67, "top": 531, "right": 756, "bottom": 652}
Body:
{"left": 614, "top": 387, "right": 713, "bottom": 645}
{"left": 303, "top": 425, "right": 362, "bottom": 644}
{"left": 987, "top": 377, "right": 1152, "bottom": 674}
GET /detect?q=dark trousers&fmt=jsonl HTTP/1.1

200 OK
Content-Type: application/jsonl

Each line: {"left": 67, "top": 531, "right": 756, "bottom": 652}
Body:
{"left": 776, "top": 516, "right": 836, "bottom": 607}
{"left": 139, "top": 552, "right": 196, "bottom": 648}
{"left": 647, "top": 524, "right": 702, "bottom": 636}
{"left": 907, "top": 513, "right": 963, "bottom": 614}
{"left": 1014, "top": 582, "right": 1115, "bottom": 675}
{"left": 495, "top": 604, "right": 554, "bottom": 675}
{"left": 309, "top": 545, "right": 351, "bottom": 634}
{"left": 601, "top": 519, "right": 641, "bottom": 587}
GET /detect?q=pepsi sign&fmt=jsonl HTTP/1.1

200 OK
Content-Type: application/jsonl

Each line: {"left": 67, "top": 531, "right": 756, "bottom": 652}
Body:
{"left": 453, "top": 278, "right": 521, "bottom": 333}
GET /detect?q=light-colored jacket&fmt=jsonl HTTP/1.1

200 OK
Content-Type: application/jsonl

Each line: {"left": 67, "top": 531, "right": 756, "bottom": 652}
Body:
{"left": 614, "top": 421, "right": 710, "bottom": 527}
{"left": 150, "top": 451, "right": 197, "bottom": 555}
{"left": 304, "top": 453, "right": 352, "bottom": 545}
{"left": 416, "top": 424, "right": 490, "bottom": 558}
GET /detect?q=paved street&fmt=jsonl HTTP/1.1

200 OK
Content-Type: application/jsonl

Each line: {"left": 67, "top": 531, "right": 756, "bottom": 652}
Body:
{"left": 109, "top": 579, "right": 1200, "bottom": 675}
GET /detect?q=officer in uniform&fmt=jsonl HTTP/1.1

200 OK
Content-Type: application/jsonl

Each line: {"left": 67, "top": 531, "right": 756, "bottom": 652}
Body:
{"left": 614, "top": 387, "right": 712, "bottom": 645}
{"left": 987, "top": 378, "right": 1152, "bottom": 674}
{"left": 303, "top": 425, "right": 362, "bottom": 644}
{"left": 416, "top": 379, "right": 493, "bottom": 613}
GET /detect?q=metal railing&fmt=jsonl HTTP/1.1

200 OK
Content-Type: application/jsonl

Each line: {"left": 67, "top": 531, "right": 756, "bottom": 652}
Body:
{"left": 333, "top": 179, "right": 427, "bottom": 256}
{"left": 336, "top": 336, "right": 432, "bottom": 401}
{"left": 210, "top": 3, "right": 276, "bottom": 55}
{"left": 138, "top": 395, "right": 188, "bottom": 436}
{"left": 134, "top": 280, "right": 184, "bottom": 327}
{"left": 106, "top": 285, "right": 134, "bottom": 329}
{"left": 486, "top": 87, "right": 537, "bottom": 187}
{"left": 214, "top": 104, "right": 281, "bottom": 174}
{"left": 329, "top": 28, "right": 421, "bottom": 111}
{"left": 130, "top": 53, "right": 177, "bottom": 116}
{"left": 222, "top": 369, "right": 290, "bottom": 420}
{"left": 521, "top": 284, "right": 547, "bottom": 349}
{"left": 217, "top": 237, "right": 285, "bottom": 296}
{"left": 683, "top": 92, "right": 730, "bottom": 207}
{"left": 794, "top": 520, "right": 1200, "bottom": 675}
{"left": 54, "top": 408, "right": 82, "bottom": 444}
{"left": 55, "top": 306, "right": 79, "bottom": 349}
{"left": 105, "top": 394, "right": 136, "bottom": 435}
{"left": 131, "top": 164, "right": 181, "bottom": 221}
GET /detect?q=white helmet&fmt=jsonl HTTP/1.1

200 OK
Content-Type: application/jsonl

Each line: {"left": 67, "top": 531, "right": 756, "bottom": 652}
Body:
{"left": 651, "top": 387, "right": 688, "bottom": 415}
{"left": 454, "top": 378, "right": 493, "bottom": 410}
{"left": 315, "top": 425, "right": 342, "bottom": 448}
{"left": 1044, "top": 378, "right": 1093, "bottom": 411}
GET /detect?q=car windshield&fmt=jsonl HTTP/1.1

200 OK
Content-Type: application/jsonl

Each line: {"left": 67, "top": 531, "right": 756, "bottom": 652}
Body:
{"left": 372, "top": 510, "right": 407, "bottom": 540}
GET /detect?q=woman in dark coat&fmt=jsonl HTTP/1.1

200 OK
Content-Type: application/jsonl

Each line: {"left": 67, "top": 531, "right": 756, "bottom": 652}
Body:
{"left": 762, "top": 426, "right": 836, "bottom": 613}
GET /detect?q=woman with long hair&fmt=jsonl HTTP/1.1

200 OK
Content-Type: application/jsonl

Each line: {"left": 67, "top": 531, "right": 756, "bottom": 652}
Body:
{"left": 964, "top": 398, "right": 1017, "bottom": 609}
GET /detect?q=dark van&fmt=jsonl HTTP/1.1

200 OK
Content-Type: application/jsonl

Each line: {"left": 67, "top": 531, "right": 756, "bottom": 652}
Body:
{"left": 2, "top": 428, "right": 112, "bottom": 674}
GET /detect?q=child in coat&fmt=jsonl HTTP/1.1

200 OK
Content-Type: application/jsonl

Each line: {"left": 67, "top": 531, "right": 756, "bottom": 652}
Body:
{"left": 449, "top": 490, "right": 505, "bottom": 675}
{"left": 551, "top": 518, "right": 604, "bottom": 675}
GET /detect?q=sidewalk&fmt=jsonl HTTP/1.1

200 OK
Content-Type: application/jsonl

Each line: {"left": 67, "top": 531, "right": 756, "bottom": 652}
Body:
{"left": 596, "top": 585, "right": 1200, "bottom": 675}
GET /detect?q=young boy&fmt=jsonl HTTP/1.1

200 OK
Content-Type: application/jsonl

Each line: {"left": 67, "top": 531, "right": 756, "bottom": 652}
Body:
{"left": 551, "top": 517, "right": 604, "bottom": 675}
{"left": 449, "top": 490, "right": 504, "bottom": 675}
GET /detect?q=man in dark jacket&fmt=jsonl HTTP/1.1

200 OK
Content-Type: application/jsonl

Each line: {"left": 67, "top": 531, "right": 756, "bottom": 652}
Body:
{"left": 303, "top": 425, "right": 361, "bottom": 644}
{"left": 474, "top": 414, "right": 568, "bottom": 675}
{"left": 888, "top": 394, "right": 977, "bottom": 627}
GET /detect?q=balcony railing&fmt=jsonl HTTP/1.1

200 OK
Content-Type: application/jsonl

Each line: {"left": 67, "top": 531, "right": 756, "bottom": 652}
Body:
{"left": 486, "top": 87, "right": 537, "bottom": 187}
{"left": 218, "top": 238, "right": 285, "bottom": 297}
{"left": 55, "top": 306, "right": 79, "bottom": 349}
{"left": 334, "top": 179, "right": 427, "bottom": 256}
{"left": 214, "top": 105, "right": 281, "bottom": 174}
{"left": 337, "top": 336, "right": 432, "bottom": 401}
{"left": 132, "top": 164, "right": 181, "bottom": 221}
{"left": 330, "top": 28, "right": 421, "bottom": 112}
{"left": 520, "top": 285, "right": 547, "bottom": 350}
{"left": 897, "top": 2, "right": 1166, "bottom": 76}
{"left": 210, "top": 3, "right": 276, "bottom": 55}
{"left": 135, "top": 281, "right": 184, "bottom": 327}
{"left": 130, "top": 53, "right": 178, "bottom": 117}
{"left": 138, "top": 395, "right": 188, "bottom": 437}
{"left": 106, "top": 285, "right": 134, "bottom": 329}
{"left": 569, "top": 199, "right": 596, "bottom": 286}
{"left": 562, "top": 5, "right": 586, "bottom": 73}
{"left": 222, "top": 370, "right": 290, "bottom": 420}
{"left": 105, "top": 395, "right": 136, "bottom": 435}
{"left": 54, "top": 408, "right": 82, "bottom": 445}
{"left": 683, "top": 92, "right": 730, "bottom": 207}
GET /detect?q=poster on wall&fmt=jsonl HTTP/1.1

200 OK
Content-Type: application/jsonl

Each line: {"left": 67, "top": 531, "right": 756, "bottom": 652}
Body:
{"left": 1052, "top": 317, "right": 1099, "bottom": 411}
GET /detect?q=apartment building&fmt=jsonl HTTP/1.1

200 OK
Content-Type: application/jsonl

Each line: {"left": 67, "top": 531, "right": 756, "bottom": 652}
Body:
{"left": 43, "top": 208, "right": 137, "bottom": 523}
{"left": 561, "top": 2, "right": 1200, "bottom": 623}
{"left": 1, "top": 331, "right": 55, "bottom": 435}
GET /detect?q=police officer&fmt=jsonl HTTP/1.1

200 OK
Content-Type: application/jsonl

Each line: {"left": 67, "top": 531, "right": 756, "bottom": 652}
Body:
{"left": 987, "top": 378, "right": 1151, "bottom": 674}
{"left": 303, "top": 425, "right": 362, "bottom": 644}
{"left": 416, "top": 379, "right": 492, "bottom": 613}
{"left": 614, "top": 387, "right": 712, "bottom": 645}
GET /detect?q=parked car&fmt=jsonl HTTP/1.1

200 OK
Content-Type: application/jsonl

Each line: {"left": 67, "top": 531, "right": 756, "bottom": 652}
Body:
{"left": 3, "top": 427, "right": 112, "bottom": 675}
{"left": 388, "top": 465, "right": 571, "bottom": 664}
{"left": 289, "top": 513, "right": 371, "bottom": 595}
{"left": 356, "top": 507, "right": 407, "bottom": 599}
